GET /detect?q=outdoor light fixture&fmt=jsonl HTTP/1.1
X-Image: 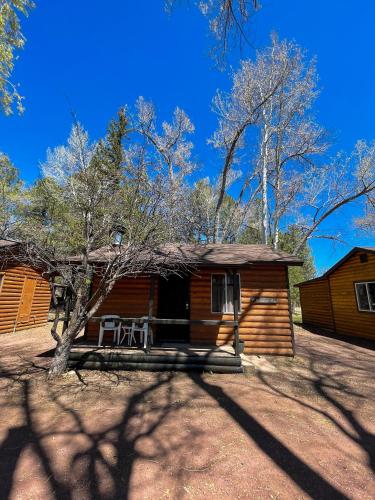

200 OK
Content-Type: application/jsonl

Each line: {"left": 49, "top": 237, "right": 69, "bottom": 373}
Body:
{"left": 52, "top": 283, "right": 67, "bottom": 303}
{"left": 112, "top": 225, "right": 126, "bottom": 246}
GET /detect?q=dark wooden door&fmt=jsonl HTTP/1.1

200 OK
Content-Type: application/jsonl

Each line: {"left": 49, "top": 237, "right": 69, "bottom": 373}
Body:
{"left": 157, "top": 274, "right": 190, "bottom": 342}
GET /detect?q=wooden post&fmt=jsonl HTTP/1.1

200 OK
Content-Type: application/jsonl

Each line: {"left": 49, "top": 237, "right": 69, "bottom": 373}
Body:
{"left": 147, "top": 274, "right": 155, "bottom": 350}
{"left": 232, "top": 269, "right": 240, "bottom": 356}
{"left": 285, "top": 266, "right": 295, "bottom": 356}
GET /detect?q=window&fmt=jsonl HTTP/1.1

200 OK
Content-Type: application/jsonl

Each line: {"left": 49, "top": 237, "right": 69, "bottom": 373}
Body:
{"left": 211, "top": 273, "right": 240, "bottom": 313}
{"left": 0, "top": 273, "right": 3, "bottom": 295}
{"left": 355, "top": 282, "right": 375, "bottom": 312}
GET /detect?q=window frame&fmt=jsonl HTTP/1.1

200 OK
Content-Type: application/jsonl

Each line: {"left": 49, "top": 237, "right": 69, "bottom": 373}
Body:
{"left": 354, "top": 281, "right": 375, "bottom": 313}
{"left": 211, "top": 272, "right": 241, "bottom": 314}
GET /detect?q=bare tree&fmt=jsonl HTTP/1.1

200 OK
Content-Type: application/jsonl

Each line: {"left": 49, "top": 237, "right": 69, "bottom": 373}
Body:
{"left": 209, "top": 36, "right": 301, "bottom": 242}
{"left": 269, "top": 120, "right": 328, "bottom": 249}
{"left": 356, "top": 195, "right": 375, "bottom": 235}
{"left": 135, "top": 96, "right": 196, "bottom": 241}
{"left": 136, "top": 97, "right": 195, "bottom": 182}
{"left": 250, "top": 35, "right": 328, "bottom": 247}
{"left": 207, "top": 35, "right": 373, "bottom": 250}
{"left": 293, "top": 140, "right": 375, "bottom": 254}
{"left": 167, "top": 0, "right": 260, "bottom": 63}
{"left": 18, "top": 109, "right": 189, "bottom": 377}
{"left": 183, "top": 172, "right": 258, "bottom": 243}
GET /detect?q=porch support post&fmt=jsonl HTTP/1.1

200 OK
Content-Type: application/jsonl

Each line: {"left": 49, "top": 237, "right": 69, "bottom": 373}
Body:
{"left": 147, "top": 274, "right": 156, "bottom": 350}
{"left": 232, "top": 269, "right": 240, "bottom": 356}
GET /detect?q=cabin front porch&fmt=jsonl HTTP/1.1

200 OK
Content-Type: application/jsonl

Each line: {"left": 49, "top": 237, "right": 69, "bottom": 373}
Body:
{"left": 79, "top": 269, "right": 243, "bottom": 373}
{"left": 68, "top": 340, "right": 243, "bottom": 373}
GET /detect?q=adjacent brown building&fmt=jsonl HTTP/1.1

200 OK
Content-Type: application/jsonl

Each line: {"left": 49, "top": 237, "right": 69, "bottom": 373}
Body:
{"left": 0, "top": 239, "right": 51, "bottom": 334}
{"left": 296, "top": 247, "right": 375, "bottom": 340}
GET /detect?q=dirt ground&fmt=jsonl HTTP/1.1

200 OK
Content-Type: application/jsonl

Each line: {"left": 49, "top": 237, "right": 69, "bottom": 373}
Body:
{"left": 0, "top": 325, "right": 374, "bottom": 500}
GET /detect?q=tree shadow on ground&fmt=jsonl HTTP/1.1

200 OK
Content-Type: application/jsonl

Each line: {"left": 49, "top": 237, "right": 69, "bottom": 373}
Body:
{"left": 0, "top": 363, "right": 205, "bottom": 500}
{"left": 257, "top": 354, "right": 375, "bottom": 473}
{"left": 1, "top": 335, "right": 374, "bottom": 499}
{"left": 252, "top": 336, "right": 375, "bottom": 497}
{"left": 189, "top": 372, "right": 349, "bottom": 500}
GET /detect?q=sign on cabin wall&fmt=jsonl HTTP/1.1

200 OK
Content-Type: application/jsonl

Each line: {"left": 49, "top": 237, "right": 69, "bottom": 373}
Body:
{"left": 251, "top": 296, "right": 278, "bottom": 304}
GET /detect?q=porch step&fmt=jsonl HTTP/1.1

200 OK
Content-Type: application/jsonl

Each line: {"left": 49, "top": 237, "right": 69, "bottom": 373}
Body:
{"left": 68, "top": 348, "right": 243, "bottom": 373}
{"left": 68, "top": 360, "right": 243, "bottom": 373}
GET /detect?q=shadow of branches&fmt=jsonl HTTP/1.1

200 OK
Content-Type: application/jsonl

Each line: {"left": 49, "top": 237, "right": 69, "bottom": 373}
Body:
{"left": 189, "top": 371, "right": 349, "bottom": 500}
{"left": 0, "top": 362, "right": 206, "bottom": 500}
{"left": 256, "top": 354, "right": 375, "bottom": 474}
{"left": 1, "top": 326, "right": 374, "bottom": 499}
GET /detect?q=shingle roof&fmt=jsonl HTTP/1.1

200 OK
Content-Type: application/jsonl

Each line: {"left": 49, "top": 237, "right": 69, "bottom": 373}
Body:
{"left": 69, "top": 243, "right": 303, "bottom": 267}
{"left": 295, "top": 246, "right": 375, "bottom": 286}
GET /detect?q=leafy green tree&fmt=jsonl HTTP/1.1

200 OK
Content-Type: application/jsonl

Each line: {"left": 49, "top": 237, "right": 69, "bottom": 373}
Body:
{"left": 19, "top": 176, "right": 76, "bottom": 252}
{"left": 0, "top": 151, "right": 23, "bottom": 236}
{"left": 0, "top": 0, "right": 34, "bottom": 114}
{"left": 278, "top": 226, "right": 316, "bottom": 309}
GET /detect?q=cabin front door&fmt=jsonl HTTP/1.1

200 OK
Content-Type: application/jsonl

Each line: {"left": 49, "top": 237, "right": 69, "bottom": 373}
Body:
{"left": 157, "top": 274, "right": 190, "bottom": 342}
{"left": 18, "top": 277, "right": 37, "bottom": 323}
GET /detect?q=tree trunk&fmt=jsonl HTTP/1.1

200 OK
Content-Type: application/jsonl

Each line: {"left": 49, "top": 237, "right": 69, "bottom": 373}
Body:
{"left": 273, "top": 167, "right": 281, "bottom": 250}
{"left": 47, "top": 275, "right": 118, "bottom": 378}
{"left": 48, "top": 318, "right": 85, "bottom": 378}
{"left": 48, "top": 331, "right": 75, "bottom": 378}
{"left": 261, "top": 125, "right": 270, "bottom": 245}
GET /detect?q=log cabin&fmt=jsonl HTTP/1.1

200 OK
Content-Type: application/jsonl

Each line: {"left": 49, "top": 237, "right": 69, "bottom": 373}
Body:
{"left": 67, "top": 244, "right": 303, "bottom": 372}
{"left": 0, "top": 239, "right": 51, "bottom": 334}
{"left": 296, "top": 247, "right": 375, "bottom": 341}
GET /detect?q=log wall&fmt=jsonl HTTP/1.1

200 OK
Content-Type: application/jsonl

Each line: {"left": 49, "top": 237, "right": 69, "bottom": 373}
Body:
{"left": 298, "top": 250, "right": 375, "bottom": 340}
{"left": 86, "top": 276, "right": 158, "bottom": 341}
{"left": 190, "top": 265, "right": 294, "bottom": 355}
{"left": 329, "top": 252, "right": 375, "bottom": 340}
{"left": 0, "top": 263, "right": 51, "bottom": 334}
{"left": 299, "top": 279, "right": 334, "bottom": 330}
{"left": 86, "top": 266, "right": 294, "bottom": 355}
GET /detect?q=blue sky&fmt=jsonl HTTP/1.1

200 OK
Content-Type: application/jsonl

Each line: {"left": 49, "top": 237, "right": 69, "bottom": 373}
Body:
{"left": 1, "top": 0, "right": 374, "bottom": 273}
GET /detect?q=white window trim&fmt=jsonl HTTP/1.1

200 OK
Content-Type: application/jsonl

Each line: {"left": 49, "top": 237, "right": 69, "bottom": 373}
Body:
{"left": 211, "top": 272, "right": 241, "bottom": 314}
{"left": 355, "top": 281, "right": 375, "bottom": 313}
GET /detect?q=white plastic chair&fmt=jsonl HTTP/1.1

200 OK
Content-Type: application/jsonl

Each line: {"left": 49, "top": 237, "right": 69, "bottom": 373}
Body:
{"left": 98, "top": 315, "right": 121, "bottom": 346}
{"left": 119, "top": 322, "right": 136, "bottom": 346}
{"left": 118, "top": 319, "right": 153, "bottom": 348}
{"left": 133, "top": 320, "right": 153, "bottom": 348}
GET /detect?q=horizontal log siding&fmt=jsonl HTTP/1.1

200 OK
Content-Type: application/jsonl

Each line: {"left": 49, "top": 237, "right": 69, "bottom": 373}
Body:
{"left": 329, "top": 252, "right": 375, "bottom": 340}
{"left": 86, "top": 276, "right": 158, "bottom": 341}
{"left": 190, "top": 265, "right": 293, "bottom": 355}
{"left": 299, "top": 279, "right": 334, "bottom": 330}
{"left": 0, "top": 264, "right": 51, "bottom": 334}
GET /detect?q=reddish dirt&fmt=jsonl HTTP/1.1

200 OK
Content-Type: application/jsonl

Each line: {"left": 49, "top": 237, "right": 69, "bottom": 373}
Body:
{"left": 0, "top": 324, "right": 374, "bottom": 500}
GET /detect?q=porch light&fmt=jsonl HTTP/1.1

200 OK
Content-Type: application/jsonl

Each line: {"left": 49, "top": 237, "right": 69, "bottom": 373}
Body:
{"left": 52, "top": 283, "right": 67, "bottom": 303}
{"left": 112, "top": 225, "right": 126, "bottom": 246}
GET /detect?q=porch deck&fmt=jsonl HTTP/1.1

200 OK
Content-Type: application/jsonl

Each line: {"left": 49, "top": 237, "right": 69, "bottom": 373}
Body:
{"left": 68, "top": 342, "right": 243, "bottom": 373}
